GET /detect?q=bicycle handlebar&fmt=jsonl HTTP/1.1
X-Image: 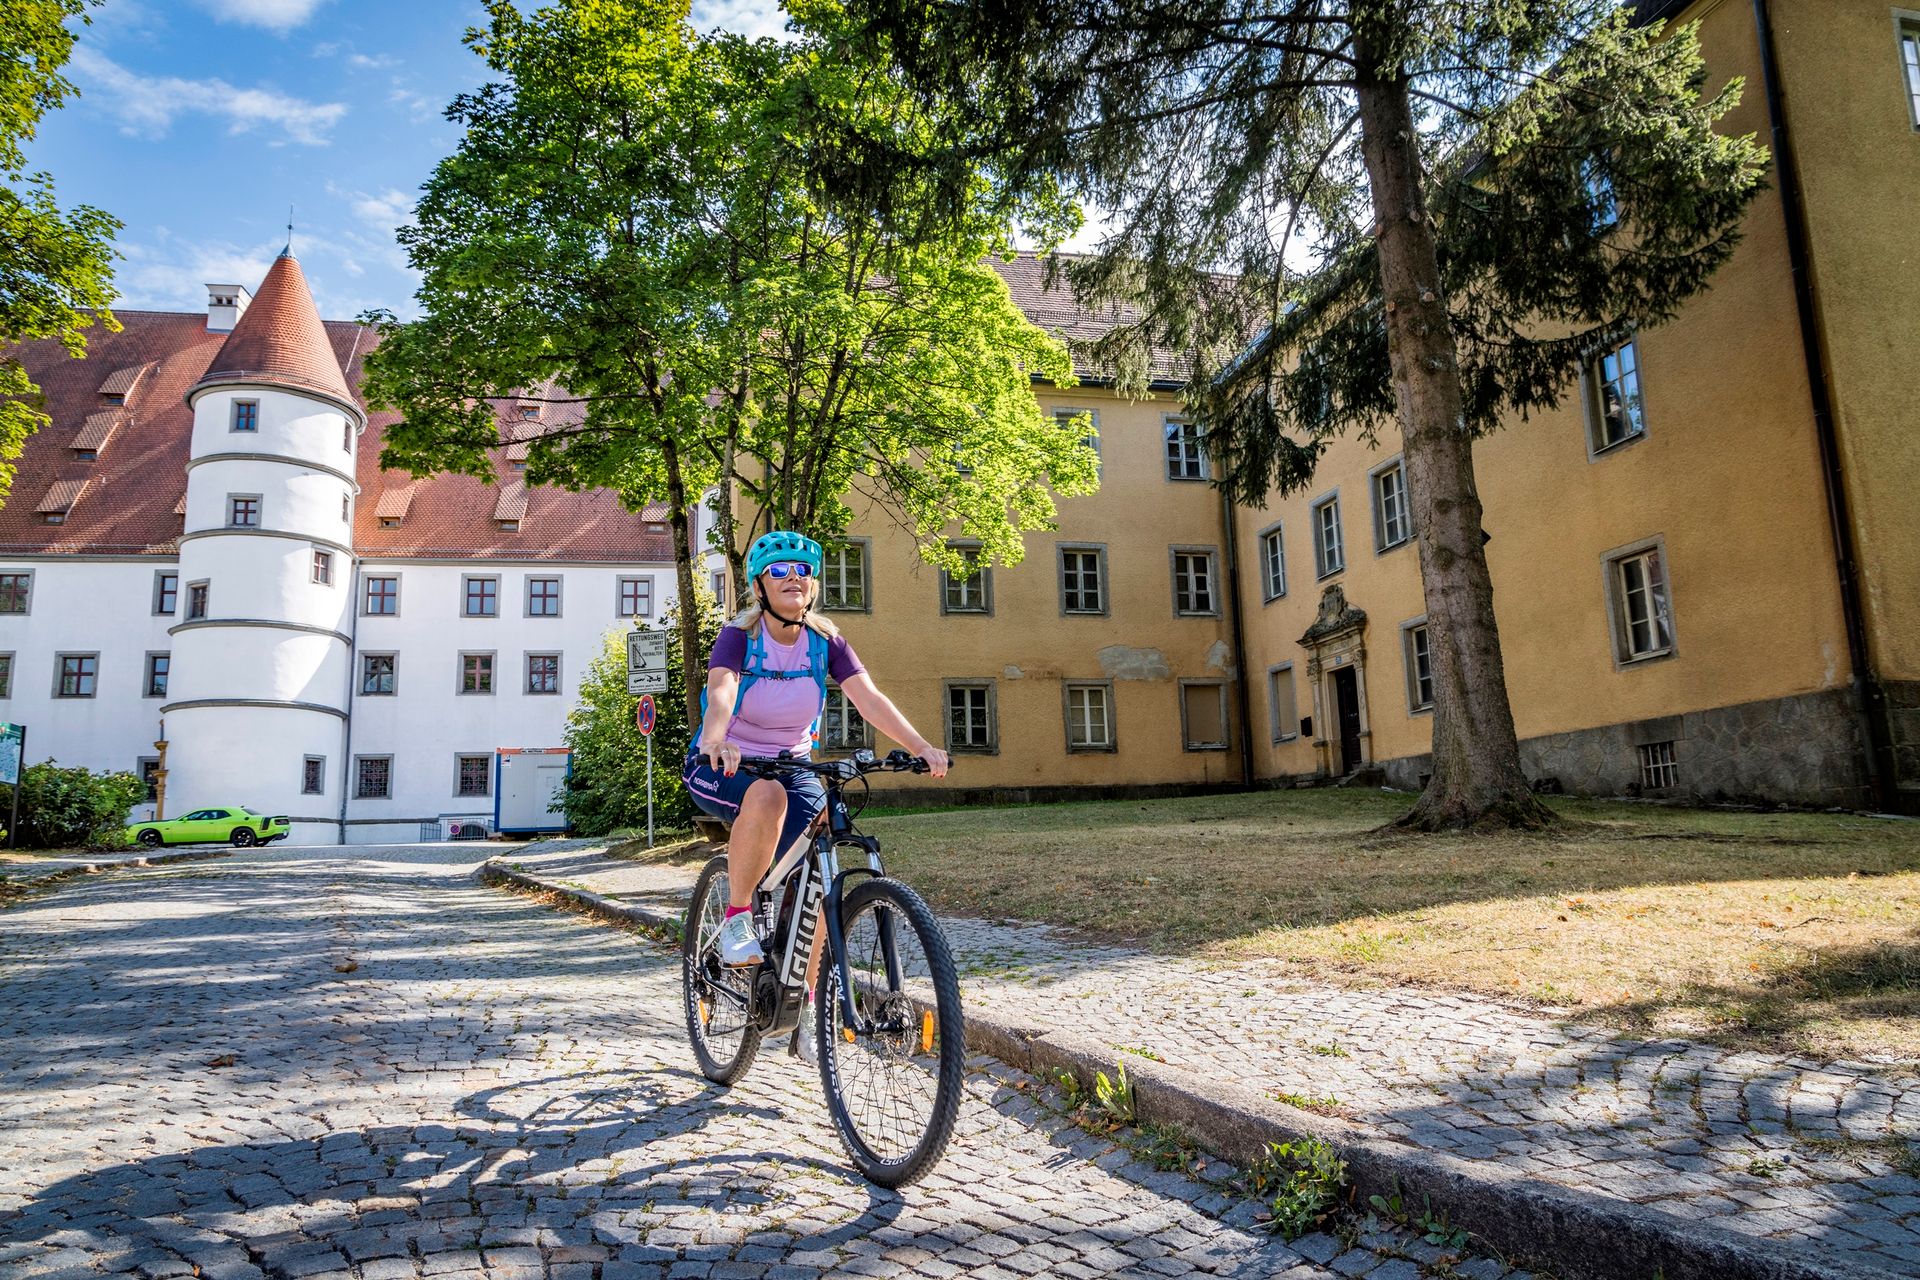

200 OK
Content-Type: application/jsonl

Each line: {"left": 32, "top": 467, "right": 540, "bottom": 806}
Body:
{"left": 696, "top": 748, "right": 938, "bottom": 778}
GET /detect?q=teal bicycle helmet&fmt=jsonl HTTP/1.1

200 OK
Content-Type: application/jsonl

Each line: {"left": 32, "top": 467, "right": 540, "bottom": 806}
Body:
{"left": 747, "top": 530, "right": 823, "bottom": 581}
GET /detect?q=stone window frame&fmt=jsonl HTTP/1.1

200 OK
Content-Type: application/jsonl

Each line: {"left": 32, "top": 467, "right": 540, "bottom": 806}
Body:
{"left": 525, "top": 574, "right": 564, "bottom": 619}
{"left": 459, "top": 651, "right": 497, "bottom": 696}
{"left": 1896, "top": 10, "right": 1920, "bottom": 131}
{"left": 1601, "top": 534, "right": 1679, "bottom": 669}
{"left": 55, "top": 651, "right": 100, "bottom": 699}
{"left": 311, "top": 548, "right": 334, "bottom": 586}
{"left": 943, "top": 679, "right": 998, "bottom": 755}
{"left": 820, "top": 538, "right": 872, "bottom": 613}
{"left": 362, "top": 573, "right": 401, "bottom": 617}
{"left": 1401, "top": 616, "right": 1434, "bottom": 715}
{"left": 360, "top": 652, "right": 399, "bottom": 697}
{"left": 1169, "top": 545, "right": 1221, "bottom": 618}
{"left": 615, "top": 575, "right": 654, "bottom": 619}
{"left": 1178, "top": 678, "right": 1230, "bottom": 752}
{"left": 1257, "top": 521, "right": 1287, "bottom": 604}
{"left": 820, "top": 683, "right": 872, "bottom": 754}
{"left": 354, "top": 755, "right": 393, "bottom": 800}
{"left": 0, "top": 651, "right": 13, "bottom": 699}
{"left": 0, "top": 569, "right": 32, "bottom": 615}
{"left": 525, "top": 651, "right": 562, "bottom": 696}
{"left": 939, "top": 542, "right": 993, "bottom": 616}
{"left": 140, "top": 757, "right": 161, "bottom": 803}
{"left": 1163, "top": 413, "right": 1208, "bottom": 481}
{"left": 230, "top": 399, "right": 260, "bottom": 433}
{"left": 1267, "top": 663, "right": 1300, "bottom": 744}
{"left": 144, "top": 651, "right": 170, "bottom": 699}
{"left": 302, "top": 755, "right": 326, "bottom": 796}
{"left": 462, "top": 574, "right": 500, "bottom": 618}
{"left": 186, "top": 580, "right": 209, "bottom": 621}
{"left": 1057, "top": 542, "right": 1109, "bottom": 616}
{"left": 711, "top": 569, "right": 728, "bottom": 613}
{"left": 1311, "top": 490, "right": 1345, "bottom": 579}
{"left": 226, "top": 493, "right": 263, "bottom": 528}
{"left": 1370, "top": 455, "right": 1413, "bottom": 554}
{"left": 1581, "top": 335, "right": 1649, "bottom": 459}
{"left": 153, "top": 570, "right": 179, "bottom": 616}
{"left": 454, "top": 753, "right": 493, "bottom": 799}
{"left": 1062, "top": 679, "right": 1118, "bottom": 754}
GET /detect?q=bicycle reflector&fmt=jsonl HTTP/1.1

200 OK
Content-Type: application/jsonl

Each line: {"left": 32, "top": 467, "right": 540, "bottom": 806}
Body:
{"left": 921, "top": 1009, "right": 935, "bottom": 1054}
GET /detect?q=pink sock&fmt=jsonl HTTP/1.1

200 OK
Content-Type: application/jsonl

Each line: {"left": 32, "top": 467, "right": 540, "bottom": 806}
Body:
{"left": 725, "top": 905, "right": 750, "bottom": 920}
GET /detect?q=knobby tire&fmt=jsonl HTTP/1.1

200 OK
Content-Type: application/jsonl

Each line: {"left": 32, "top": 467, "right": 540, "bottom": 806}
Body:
{"left": 683, "top": 855, "right": 762, "bottom": 1084}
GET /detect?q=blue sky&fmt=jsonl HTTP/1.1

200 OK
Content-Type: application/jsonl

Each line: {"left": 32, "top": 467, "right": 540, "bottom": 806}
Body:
{"left": 29, "top": 0, "right": 793, "bottom": 323}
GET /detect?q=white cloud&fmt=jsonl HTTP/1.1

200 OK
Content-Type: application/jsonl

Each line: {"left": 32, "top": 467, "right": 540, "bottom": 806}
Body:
{"left": 192, "top": 0, "right": 330, "bottom": 32}
{"left": 70, "top": 47, "right": 347, "bottom": 146}
{"left": 347, "top": 52, "right": 400, "bottom": 70}
{"left": 115, "top": 236, "right": 279, "bottom": 311}
{"left": 689, "top": 0, "right": 792, "bottom": 42}
{"left": 330, "top": 183, "right": 415, "bottom": 229}
{"left": 387, "top": 81, "right": 440, "bottom": 123}
{"left": 112, "top": 224, "right": 413, "bottom": 319}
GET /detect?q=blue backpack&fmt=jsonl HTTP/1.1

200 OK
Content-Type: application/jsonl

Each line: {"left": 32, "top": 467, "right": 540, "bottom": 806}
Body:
{"left": 702, "top": 625, "right": 832, "bottom": 745}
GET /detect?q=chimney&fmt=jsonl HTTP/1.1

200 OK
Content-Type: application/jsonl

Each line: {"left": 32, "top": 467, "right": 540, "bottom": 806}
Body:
{"left": 206, "top": 284, "right": 253, "bottom": 333}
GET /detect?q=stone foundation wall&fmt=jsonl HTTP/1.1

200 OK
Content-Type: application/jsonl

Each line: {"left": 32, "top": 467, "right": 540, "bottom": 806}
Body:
{"left": 1377, "top": 687, "right": 1874, "bottom": 809}
{"left": 1885, "top": 680, "right": 1920, "bottom": 809}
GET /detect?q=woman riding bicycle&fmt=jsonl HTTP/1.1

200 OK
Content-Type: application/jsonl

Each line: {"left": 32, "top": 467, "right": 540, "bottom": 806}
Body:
{"left": 686, "top": 530, "right": 950, "bottom": 970}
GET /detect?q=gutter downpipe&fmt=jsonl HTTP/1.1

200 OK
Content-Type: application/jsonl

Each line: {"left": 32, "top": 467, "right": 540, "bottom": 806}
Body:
{"left": 1750, "top": 0, "right": 1895, "bottom": 810}
{"left": 1220, "top": 486, "right": 1256, "bottom": 789}
{"left": 337, "top": 559, "right": 361, "bottom": 843}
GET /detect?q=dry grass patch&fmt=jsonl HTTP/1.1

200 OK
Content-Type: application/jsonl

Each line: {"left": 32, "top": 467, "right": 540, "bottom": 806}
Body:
{"left": 869, "top": 790, "right": 1920, "bottom": 1062}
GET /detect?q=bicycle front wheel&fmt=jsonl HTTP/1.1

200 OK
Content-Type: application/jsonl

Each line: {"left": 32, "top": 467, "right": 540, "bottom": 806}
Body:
{"left": 683, "top": 854, "right": 762, "bottom": 1084}
{"left": 817, "top": 877, "right": 965, "bottom": 1188}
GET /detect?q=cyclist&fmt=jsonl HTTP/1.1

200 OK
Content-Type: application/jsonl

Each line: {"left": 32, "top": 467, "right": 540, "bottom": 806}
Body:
{"left": 687, "top": 530, "right": 950, "bottom": 978}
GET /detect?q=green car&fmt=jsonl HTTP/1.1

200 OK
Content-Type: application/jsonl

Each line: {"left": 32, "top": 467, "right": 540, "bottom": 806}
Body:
{"left": 126, "top": 807, "right": 291, "bottom": 849}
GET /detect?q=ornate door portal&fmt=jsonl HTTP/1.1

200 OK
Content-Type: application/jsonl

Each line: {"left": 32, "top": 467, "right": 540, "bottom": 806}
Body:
{"left": 1299, "top": 584, "right": 1373, "bottom": 779}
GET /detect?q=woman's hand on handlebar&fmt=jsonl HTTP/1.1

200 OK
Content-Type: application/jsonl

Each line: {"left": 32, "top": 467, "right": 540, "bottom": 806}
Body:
{"left": 700, "top": 738, "right": 741, "bottom": 777}
{"left": 914, "top": 744, "right": 951, "bottom": 779}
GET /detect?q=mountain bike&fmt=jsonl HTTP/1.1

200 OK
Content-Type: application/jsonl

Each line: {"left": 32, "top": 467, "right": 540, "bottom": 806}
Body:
{"left": 681, "top": 748, "right": 965, "bottom": 1188}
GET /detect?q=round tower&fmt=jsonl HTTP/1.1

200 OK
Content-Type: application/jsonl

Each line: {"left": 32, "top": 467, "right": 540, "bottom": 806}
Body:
{"left": 165, "top": 248, "right": 361, "bottom": 843}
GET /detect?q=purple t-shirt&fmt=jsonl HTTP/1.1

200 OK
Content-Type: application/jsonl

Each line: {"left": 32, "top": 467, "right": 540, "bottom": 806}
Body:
{"left": 709, "top": 623, "right": 864, "bottom": 757}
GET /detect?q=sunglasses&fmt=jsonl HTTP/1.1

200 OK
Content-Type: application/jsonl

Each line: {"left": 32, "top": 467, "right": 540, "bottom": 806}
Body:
{"left": 764, "top": 562, "right": 814, "bottom": 579}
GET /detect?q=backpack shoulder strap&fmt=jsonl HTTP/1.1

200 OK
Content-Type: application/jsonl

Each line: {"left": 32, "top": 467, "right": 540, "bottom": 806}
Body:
{"left": 806, "top": 628, "right": 830, "bottom": 697}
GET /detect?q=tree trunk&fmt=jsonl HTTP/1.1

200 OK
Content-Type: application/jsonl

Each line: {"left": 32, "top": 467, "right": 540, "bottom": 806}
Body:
{"left": 1353, "top": 65, "right": 1556, "bottom": 832}
{"left": 660, "top": 435, "right": 705, "bottom": 726}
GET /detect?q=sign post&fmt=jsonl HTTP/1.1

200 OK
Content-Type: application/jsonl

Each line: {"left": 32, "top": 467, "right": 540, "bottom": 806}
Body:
{"left": 635, "top": 693, "right": 657, "bottom": 847}
{"left": 0, "top": 722, "right": 24, "bottom": 849}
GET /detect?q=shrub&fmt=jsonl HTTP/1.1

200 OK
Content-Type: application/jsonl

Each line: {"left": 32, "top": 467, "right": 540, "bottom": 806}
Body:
{"left": 1, "top": 761, "right": 145, "bottom": 849}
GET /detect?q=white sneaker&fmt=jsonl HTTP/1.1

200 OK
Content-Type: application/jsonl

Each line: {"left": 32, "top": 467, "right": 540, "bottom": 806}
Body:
{"left": 790, "top": 1023, "right": 818, "bottom": 1066}
{"left": 717, "top": 911, "right": 763, "bottom": 967}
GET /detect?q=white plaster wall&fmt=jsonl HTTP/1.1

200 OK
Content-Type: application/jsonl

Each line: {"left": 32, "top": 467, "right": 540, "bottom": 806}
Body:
{"left": 183, "top": 463, "right": 354, "bottom": 543}
{"left": 0, "top": 560, "right": 178, "bottom": 799}
{"left": 165, "top": 628, "right": 349, "bottom": 708}
{"left": 190, "top": 386, "right": 359, "bottom": 471}
{"left": 164, "top": 702, "right": 347, "bottom": 840}
{"left": 174, "top": 537, "right": 352, "bottom": 634}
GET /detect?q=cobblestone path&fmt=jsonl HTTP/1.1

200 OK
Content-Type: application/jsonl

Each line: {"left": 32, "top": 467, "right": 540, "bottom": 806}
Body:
{"left": 512, "top": 845, "right": 1920, "bottom": 1276}
{"left": 0, "top": 844, "right": 1499, "bottom": 1280}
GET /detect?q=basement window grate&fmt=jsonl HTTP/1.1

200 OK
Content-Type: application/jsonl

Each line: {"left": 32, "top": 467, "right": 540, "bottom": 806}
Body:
{"left": 1638, "top": 741, "right": 1678, "bottom": 790}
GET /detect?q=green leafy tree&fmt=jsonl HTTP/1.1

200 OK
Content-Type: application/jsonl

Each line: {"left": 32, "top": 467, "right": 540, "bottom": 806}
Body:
{"left": 0, "top": 0, "right": 120, "bottom": 507}
{"left": 559, "top": 584, "right": 722, "bottom": 837}
{"left": 1, "top": 761, "right": 144, "bottom": 849}
{"left": 842, "top": 0, "right": 1766, "bottom": 828}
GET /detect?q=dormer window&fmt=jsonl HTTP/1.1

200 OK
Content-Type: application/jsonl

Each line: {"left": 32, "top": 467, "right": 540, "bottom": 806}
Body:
{"left": 511, "top": 460, "right": 527, "bottom": 473}
{"left": 42, "top": 512, "right": 65, "bottom": 525}
{"left": 100, "top": 393, "right": 124, "bottom": 407}
{"left": 497, "top": 519, "right": 520, "bottom": 533}
{"left": 518, "top": 406, "right": 539, "bottom": 421}
{"left": 378, "top": 516, "right": 402, "bottom": 529}
{"left": 75, "top": 449, "right": 97, "bottom": 462}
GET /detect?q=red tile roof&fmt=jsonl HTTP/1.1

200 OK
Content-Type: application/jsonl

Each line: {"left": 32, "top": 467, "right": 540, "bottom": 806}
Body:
{"left": 97, "top": 363, "right": 151, "bottom": 397}
{"left": 194, "top": 251, "right": 356, "bottom": 407}
{"left": 989, "top": 251, "right": 1189, "bottom": 384}
{"left": 36, "top": 477, "right": 87, "bottom": 514}
{"left": 71, "top": 410, "right": 124, "bottom": 452}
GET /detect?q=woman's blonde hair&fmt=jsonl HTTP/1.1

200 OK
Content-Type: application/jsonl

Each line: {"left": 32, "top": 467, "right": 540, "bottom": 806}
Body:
{"left": 726, "top": 572, "right": 841, "bottom": 639}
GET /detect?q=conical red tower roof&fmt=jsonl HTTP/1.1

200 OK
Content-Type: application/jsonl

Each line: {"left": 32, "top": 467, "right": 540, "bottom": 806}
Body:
{"left": 195, "top": 249, "right": 355, "bottom": 406}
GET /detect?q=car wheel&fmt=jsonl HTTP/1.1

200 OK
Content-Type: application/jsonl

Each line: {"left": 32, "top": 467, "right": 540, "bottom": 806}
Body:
{"left": 138, "top": 829, "right": 163, "bottom": 848}
{"left": 231, "top": 828, "right": 257, "bottom": 848}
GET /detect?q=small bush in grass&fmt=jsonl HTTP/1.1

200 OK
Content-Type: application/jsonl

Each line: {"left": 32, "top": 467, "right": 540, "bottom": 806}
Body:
{"left": 1, "top": 762, "right": 145, "bottom": 849}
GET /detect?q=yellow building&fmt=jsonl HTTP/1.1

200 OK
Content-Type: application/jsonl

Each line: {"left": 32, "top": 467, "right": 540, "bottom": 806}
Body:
{"left": 784, "top": 0, "right": 1920, "bottom": 812}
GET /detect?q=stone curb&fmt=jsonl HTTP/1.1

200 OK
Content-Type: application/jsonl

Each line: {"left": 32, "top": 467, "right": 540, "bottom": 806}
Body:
{"left": 477, "top": 856, "right": 1900, "bottom": 1280}
{"left": 0, "top": 847, "right": 231, "bottom": 889}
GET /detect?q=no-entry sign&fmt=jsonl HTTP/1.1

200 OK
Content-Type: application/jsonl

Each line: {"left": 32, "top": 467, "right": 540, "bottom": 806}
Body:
{"left": 635, "top": 693, "right": 657, "bottom": 736}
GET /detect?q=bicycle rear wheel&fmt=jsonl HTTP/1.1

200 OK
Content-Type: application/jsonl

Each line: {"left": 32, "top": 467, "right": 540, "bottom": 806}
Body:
{"left": 817, "top": 877, "right": 965, "bottom": 1188}
{"left": 683, "top": 854, "right": 762, "bottom": 1084}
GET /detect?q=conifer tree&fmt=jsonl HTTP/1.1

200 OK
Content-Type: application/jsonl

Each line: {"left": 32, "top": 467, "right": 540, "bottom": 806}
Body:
{"left": 837, "top": 0, "right": 1767, "bottom": 827}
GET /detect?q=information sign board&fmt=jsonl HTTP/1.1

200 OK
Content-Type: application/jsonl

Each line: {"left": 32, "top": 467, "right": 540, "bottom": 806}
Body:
{"left": 626, "top": 629, "right": 669, "bottom": 694}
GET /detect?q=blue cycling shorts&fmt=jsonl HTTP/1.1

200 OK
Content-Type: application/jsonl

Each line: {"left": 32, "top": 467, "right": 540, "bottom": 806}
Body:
{"left": 682, "top": 749, "right": 826, "bottom": 859}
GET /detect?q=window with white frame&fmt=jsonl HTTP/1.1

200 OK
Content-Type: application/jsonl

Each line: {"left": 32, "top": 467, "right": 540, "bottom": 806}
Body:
{"left": 1064, "top": 682, "right": 1115, "bottom": 752}
{"left": 361, "top": 653, "right": 397, "bottom": 696}
{"left": 821, "top": 685, "right": 870, "bottom": 753}
{"left": 1609, "top": 544, "right": 1675, "bottom": 662}
{"left": 457, "top": 754, "right": 492, "bottom": 798}
{"left": 1372, "top": 459, "right": 1411, "bottom": 552}
{"left": 940, "top": 546, "right": 991, "bottom": 614}
{"left": 1901, "top": 19, "right": 1920, "bottom": 128}
{"left": 1588, "top": 338, "right": 1646, "bottom": 452}
{"left": 1060, "top": 546, "right": 1105, "bottom": 614}
{"left": 1639, "top": 740, "right": 1678, "bottom": 789}
{"left": 355, "top": 756, "right": 392, "bottom": 799}
{"left": 1180, "top": 681, "right": 1228, "bottom": 751}
{"left": 1164, "top": 417, "right": 1207, "bottom": 480}
{"left": 1268, "top": 665, "right": 1298, "bottom": 743}
{"left": 945, "top": 681, "right": 996, "bottom": 753}
{"left": 1259, "top": 525, "right": 1286, "bottom": 602}
{"left": 1312, "top": 493, "right": 1344, "bottom": 577}
{"left": 311, "top": 549, "right": 333, "bottom": 586}
{"left": 1403, "top": 621, "right": 1434, "bottom": 712}
{"left": 1172, "top": 548, "right": 1217, "bottom": 616}
{"left": 821, "top": 540, "right": 869, "bottom": 611}
{"left": 617, "top": 576, "right": 653, "bottom": 618}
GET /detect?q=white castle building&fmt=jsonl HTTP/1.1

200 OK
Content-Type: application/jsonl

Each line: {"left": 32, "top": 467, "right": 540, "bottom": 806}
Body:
{"left": 0, "top": 249, "right": 703, "bottom": 844}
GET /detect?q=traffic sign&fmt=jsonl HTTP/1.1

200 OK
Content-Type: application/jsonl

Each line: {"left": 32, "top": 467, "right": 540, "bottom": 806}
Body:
{"left": 0, "top": 722, "right": 22, "bottom": 786}
{"left": 635, "top": 694, "right": 657, "bottom": 736}
{"left": 626, "top": 629, "right": 669, "bottom": 694}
